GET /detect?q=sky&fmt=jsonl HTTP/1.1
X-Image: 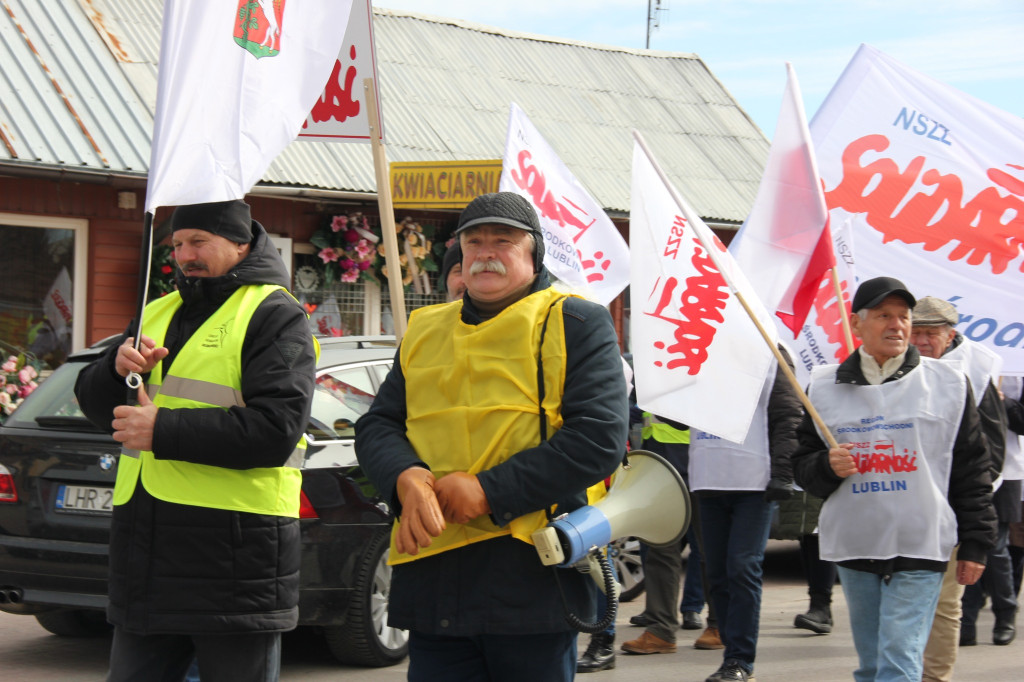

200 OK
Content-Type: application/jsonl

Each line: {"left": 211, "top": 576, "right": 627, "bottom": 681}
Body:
{"left": 373, "top": 0, "right": 1024, "bottom": 140}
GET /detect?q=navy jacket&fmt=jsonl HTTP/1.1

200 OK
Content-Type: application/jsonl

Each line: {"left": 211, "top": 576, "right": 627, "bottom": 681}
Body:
{"left": 355, "top": 271, "right": 628, "bottom": 635}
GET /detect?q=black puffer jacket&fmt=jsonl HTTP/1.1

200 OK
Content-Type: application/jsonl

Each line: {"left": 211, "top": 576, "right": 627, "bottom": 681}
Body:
{"left": 792, "top": 347, "right": 997, "bottom": 574}
{"left": 74, "top": 222, "right": 316, "bottom": 634}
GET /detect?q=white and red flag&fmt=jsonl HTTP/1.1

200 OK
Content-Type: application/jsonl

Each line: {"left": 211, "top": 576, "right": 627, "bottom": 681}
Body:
{"left": 146, "top": 0, "right": 352, "bottom": 211}
{"left": 785, "top": 217, "right": 858, "bottom": 387}
{"left": 298, "top": 0, "right": 381, "bottom": 143}
{"left": 630, "top": 133, "right": 777, "bottom": 443}
{"left": 730, "top": 63, "right": 834, "bottom": 337}
{"left": 811, "top": 44, "right": 1024, "bottom": 374}
{"left": 499, "top": 103, "right": 630, "bottom": 305}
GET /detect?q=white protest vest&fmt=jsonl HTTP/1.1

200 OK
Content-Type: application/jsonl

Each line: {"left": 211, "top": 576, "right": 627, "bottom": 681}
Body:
{"left": 1000, "top": 375, "right": 1024, "bottom": 481}
{"left": 689, "top": 362, "right": 775, "bottom": 492}
{"left": 809, "top": 359, "right": 966, "bottom": 563}
{"left": 942, "top": 336, "right": 1002, "bottom": 407}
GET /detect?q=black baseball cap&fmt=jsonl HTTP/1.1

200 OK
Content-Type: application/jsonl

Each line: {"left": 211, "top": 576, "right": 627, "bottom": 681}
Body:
{"left": 851, "top": 276, "right": 916, "bottom": 313}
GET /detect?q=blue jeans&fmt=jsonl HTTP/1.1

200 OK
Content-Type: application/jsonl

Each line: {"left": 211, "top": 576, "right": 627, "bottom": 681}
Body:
{"left": 680, "top": 524, "right": 706, "bottom": 613}
{"left": 699, "top": 492, "right": 773, "bottom": 673}
{"left": 408, "top": 631, "right": 576, "bottom": 682}
{"left": 837, "top": 566, "right": 943, "bottom": 682}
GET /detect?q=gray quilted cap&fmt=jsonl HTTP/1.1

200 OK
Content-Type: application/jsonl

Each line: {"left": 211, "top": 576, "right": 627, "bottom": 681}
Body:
{"left": 913, "top": 296, "right": 959, "bottom": 326}
{"left": 455, "top": 192, "right": 545, "bottom": 271}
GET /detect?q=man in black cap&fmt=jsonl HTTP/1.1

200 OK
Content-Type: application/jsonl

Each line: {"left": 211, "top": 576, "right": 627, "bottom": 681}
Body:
{"left": 440, "top": 242, "right": 465, "bottom": 302}
{"left": 792, "top": 276, "right": 996, "bottom": 682}
{"left": 356, "top": 192, "right": 627, "bottom": 681}
{"left": 75, "top": 199, "right": 317, "bottom": 682}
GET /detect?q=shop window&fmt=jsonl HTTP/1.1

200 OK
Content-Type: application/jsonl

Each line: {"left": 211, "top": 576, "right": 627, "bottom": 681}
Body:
{"left": 293, "top": 251, "right": 446, "bottom": 337}
{"left": 0, "top": 215, "right": 87, "bottom": 370}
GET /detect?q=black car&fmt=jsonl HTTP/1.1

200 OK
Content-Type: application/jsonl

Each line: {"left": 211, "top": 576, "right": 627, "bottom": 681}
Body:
{"left": 0, "top": 335, "right": 407, "bottom": 667}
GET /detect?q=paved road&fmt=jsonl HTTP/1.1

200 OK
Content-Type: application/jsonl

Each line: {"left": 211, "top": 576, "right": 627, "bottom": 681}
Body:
{"left": 2, "top": 542, "right": 1018, "bottom": 681}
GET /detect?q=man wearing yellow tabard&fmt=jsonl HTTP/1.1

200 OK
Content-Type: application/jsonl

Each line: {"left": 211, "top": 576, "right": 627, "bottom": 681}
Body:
{"left": 356, "top": 193, "right": 627, "bottom": 681}
{"left": 75, "top": 200, "right": 317, "bottom": 682}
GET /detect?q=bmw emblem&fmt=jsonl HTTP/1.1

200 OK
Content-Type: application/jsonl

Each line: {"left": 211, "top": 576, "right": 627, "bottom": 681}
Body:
{"left": 99, "top": 454, "right": 116, "bottom": 471}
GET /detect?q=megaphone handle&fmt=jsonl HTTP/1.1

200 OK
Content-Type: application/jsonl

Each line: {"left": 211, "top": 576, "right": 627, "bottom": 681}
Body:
{"left": 552, "top": 548, "right": 619, "bottom": 634}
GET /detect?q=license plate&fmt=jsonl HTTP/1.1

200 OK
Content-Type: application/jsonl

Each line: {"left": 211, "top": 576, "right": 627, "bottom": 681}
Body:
{"left": 55, "top": 484, "right": 114, "bottom": 514}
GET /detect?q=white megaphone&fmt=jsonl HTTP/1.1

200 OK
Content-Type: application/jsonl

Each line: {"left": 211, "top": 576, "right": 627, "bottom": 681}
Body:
{"left": 532, "top": 450, "right": 690, "bottom": 568}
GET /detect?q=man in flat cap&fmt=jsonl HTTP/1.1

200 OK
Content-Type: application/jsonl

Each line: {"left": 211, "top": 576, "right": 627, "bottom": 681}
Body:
{"left": 355, "top": 192, "right": 627, "bottom": 680}
{"left": 792, "top": 277, "right": 996, "bottom": 682}
{"left": 910, "top": 297, "right": 1011, "bottom": 679}
{"left": 75, "top": 199, "right": 317, "bottom": 681}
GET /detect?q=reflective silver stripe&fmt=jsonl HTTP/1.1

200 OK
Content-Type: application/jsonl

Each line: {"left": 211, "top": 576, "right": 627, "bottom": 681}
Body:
{"left": 160, "top": 376, "right": 245, "bottom": 408}
{"left": 121, "top": 447, "right": 139, "bottom": 459}
{"left": 642, "top": 413, "right": 662, "bottom": 429}
{"left": 284, "top": 445, "right": 305, "bottom": 469}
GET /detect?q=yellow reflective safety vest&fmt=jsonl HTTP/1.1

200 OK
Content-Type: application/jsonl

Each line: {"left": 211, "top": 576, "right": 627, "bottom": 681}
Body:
{"left": 113, "top": 284, "right": 313, "bottom": 518}
{"left": 641, "top": 412, "right": 690, "bottom": 444}
{"left": 392, "top": 287, "right": 606, "bottom": 565}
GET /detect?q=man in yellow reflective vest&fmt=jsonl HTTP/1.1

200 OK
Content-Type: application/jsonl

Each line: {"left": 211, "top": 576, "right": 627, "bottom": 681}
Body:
{"left": 356, "top": 192, "right": 628, "bottom": 681}
{"left": 75, "top": 200, "right": 317, "bottom": 682}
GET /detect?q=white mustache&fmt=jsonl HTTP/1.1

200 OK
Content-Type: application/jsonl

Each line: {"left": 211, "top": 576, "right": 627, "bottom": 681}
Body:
{"left": 469, "top": 260, "right": 507, "bottom": 276}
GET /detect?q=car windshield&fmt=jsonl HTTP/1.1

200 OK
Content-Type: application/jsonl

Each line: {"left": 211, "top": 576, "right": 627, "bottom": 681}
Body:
{"left": 307, "top": 364, "right": 380, "bottom": 440}
{"left": 3, "top": 358, "right": 102, "bottom": 431}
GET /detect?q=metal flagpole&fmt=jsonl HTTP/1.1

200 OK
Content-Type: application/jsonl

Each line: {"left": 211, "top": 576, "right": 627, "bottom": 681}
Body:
{"left": 125, "top": 211, "right": 154, "bottom": 393}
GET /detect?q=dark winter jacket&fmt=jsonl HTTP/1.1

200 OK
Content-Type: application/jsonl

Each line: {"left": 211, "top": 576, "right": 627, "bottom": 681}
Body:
{"left": 354, "top": 271, "right": 628, "bottom": 636}
{"left": 999, "top": 381, "right": 1024, "bottom": 524}
{"left": 74, "top": 222, "right": 316, "bottom": 634}
{"left": 694, "top": 344, "right": 802, "bottom": 497}
{"left": 771, "top": 491, "right": 825, "bottom": 541}
{"left": 792, "top": 346, "right": 996, "bottom": 574}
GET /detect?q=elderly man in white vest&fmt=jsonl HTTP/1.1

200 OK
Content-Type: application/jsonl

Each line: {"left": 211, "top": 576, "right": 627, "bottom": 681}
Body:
{"left": 911, "top": 296, "right": 1009, "bottom": 680}
{"left": 792, "top": 277, "right": 997, "bottom": 682}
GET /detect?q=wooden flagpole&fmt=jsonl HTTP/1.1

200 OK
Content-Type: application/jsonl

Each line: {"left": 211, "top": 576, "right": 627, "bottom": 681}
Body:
{"left": 633, "top": 130, "right": 839, "bottom": 450}
{"left": 830, "top": 265, "right": 856, "bottom": 355}
{"left": 731, "top": 290, "right": 840, "bottom": 449}
{"left": 363, "top": 77, "right": 407, "bottom": 344}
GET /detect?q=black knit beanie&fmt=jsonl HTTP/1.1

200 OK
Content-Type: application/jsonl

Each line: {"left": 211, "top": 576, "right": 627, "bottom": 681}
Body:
{"left": 169, "top": 199, "right": 253, "bottom": 244}
{"left": 440, "top": 243, "right": 463, "bottom": 292}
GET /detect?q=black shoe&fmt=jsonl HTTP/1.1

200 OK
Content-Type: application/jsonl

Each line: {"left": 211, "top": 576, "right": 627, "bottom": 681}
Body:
{"left": 993, "top": 621, "right": 1016, "bottom": 646}
{"left": 577, "top": 632, "right": 616, "bottom": 673}
{"left": 629, "top": 613, "right": 653, "bottom": 627}
{"left": 705, "top": 659, "right": 751, "bottom": 682}
{"left": 959, "top": 623, "right": 977, "bottom": 647}
{"left": 682, "top": 611, "right": 704, "bottom": 630}
{"left": 794, "top": 605, "right": 832, "bottom": 634}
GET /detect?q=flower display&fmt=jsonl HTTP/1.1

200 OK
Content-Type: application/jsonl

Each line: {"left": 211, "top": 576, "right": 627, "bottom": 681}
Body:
{"left": 0, "top": 354, "right": 39, "bottom": 420}
{"left": 310, "top": 212, "right": 381, "bottom": 286}
{"left": 148, "top": 243, "right": 177, "bottom": 299}
{"left": 310, "top": 212, "right": 439, "bottom": 292}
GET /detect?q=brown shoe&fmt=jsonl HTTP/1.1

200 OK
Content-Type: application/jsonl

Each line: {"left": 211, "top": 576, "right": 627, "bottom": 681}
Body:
{"left": 694, "top": 626, "right": 724, "bottom": 650}
{"left": 621, "top": 630, "right": 677, "bottom": 654}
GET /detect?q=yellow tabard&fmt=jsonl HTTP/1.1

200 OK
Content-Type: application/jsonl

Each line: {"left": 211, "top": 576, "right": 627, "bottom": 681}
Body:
{"left": 392, "top": 288, "right": 605, "bottom": 565}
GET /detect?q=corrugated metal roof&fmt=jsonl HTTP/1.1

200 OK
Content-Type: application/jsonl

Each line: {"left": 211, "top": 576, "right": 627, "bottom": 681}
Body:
{"left": 0, "top": 1, "right": 769, "bottom": 223}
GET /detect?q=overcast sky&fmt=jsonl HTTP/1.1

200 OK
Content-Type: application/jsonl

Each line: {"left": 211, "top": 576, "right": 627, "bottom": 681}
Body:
{"left": 374, "top": 0, "right": 1024, "bottom": 139}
